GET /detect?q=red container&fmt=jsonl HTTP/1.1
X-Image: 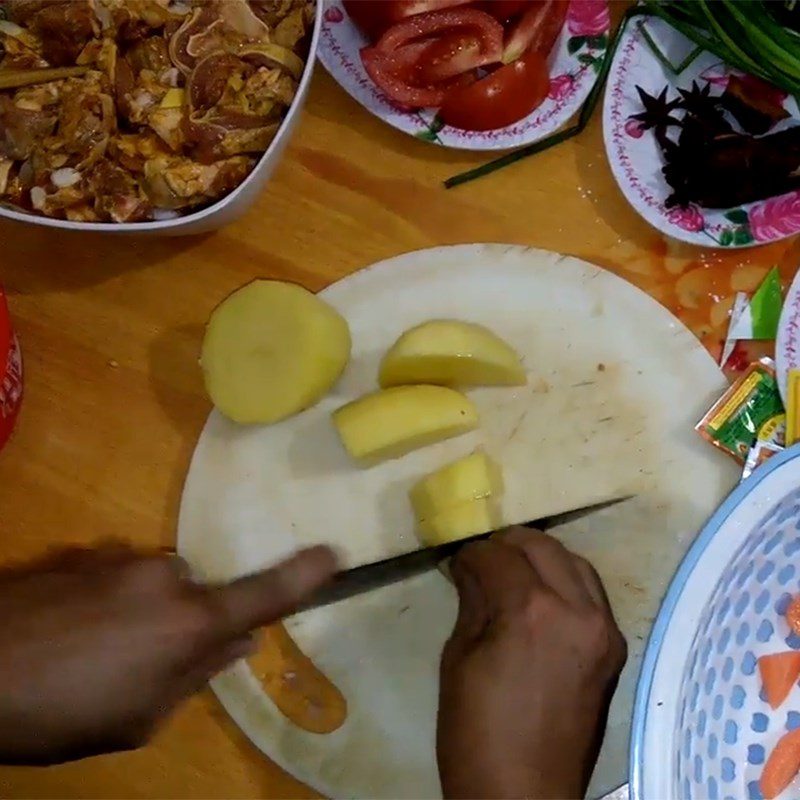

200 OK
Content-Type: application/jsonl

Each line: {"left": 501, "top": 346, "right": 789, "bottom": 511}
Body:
{"left": 0, "top": 286, "right": 22, "bottom": 452}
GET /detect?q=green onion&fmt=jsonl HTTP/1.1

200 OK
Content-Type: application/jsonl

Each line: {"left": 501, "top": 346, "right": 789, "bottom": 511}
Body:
{"left": 643, "top": 0, "right": 800, "bottom": 93}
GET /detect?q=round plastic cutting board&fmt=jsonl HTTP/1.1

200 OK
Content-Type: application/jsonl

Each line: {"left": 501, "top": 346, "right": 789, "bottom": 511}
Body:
{"left": 177, "top": 245, "right": 738, "bottom": 798}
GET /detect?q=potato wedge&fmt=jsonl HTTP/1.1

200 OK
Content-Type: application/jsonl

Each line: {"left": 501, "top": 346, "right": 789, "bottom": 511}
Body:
{"left": 380, "top": 319, "right": 526, "bottom": 388}
{"left": 201, "top": 280, "right": 351, "bottom": 424}
{"left": 410, "top": 450, "right": 502, "bottom": 521}
{"left": 332, "top": 385, "right": 478, "bottom": 464}
{"left": 418, "top": 496, "right": 502, "bottom": 546}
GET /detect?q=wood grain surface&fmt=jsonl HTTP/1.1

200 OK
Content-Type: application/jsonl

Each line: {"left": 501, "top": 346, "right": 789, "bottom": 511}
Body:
{"left": 0, "top": 56, "right": 798, "bottom": 798}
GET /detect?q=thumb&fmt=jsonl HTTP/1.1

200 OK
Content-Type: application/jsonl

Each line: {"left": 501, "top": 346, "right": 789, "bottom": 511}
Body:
{"left": 213, "top": 546, "right": 339, "bottom": 637}
{"left": 448, "top": 550, "right": 489, "bottom": 644}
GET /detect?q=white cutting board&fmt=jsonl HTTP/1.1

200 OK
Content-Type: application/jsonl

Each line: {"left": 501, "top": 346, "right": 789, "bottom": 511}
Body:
{"left": 177, "top": 245, "right": 738, "bottom": 799}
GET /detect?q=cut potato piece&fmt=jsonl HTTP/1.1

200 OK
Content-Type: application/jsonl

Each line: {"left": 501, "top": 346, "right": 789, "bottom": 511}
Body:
{"left": 201, "top": 280, "right": 351, "bottom": 424}
{"left": 418, "top": 497, "right": 502, "bottom": 546}
{"left": 332, "top": 385, "right": 478, "bottom": 464}
{"left": 380, "top": 319, "right": 526, "bottom": 388}
{"left": 411, "top": 450, "right": 502, "bottom": 521}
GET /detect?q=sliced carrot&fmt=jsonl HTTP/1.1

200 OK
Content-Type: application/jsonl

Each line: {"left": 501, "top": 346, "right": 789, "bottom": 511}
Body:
{"left": 786, "top": 595, "right": 800, "bottom": 636}
{"left": 759, "top": 652, "right": 800, "bottom": 709}
{"left": 248, "top": 622, "right": 347, "bottom": 734}
{"left": 761, "top": 728, "right": 800, "bottom": 799}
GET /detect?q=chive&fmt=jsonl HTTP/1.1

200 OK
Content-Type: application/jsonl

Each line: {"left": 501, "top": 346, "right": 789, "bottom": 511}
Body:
{"left": 638, "top": 21, "right": 703, "bottom": 75}
{"left": 723, "top": 0, "right": 800, "bottom": 78}
{"left": 696, "top": 0, "right": 766, "bottom": 76}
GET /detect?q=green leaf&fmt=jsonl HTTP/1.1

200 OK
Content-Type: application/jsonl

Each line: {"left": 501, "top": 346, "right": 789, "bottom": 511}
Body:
{"left": 724, "top": 208, "right": 749, "bottom": 225}
{"left": 415, "top": 130, "right": 438, "bottom": 142}
{"left": 719, "top": 229, "right": 734, "bottom": 246}
{"left": 578, "top": 53, "right": 597, "bottom": 66}
{"left": 586, "top": 33, "right": 609, "bottom": 50}
{"left": 732, "top": 227, "right": 754, "bottom": 246}
{"left": 749, "top": 265, "right": 781, "bottom": 338}
{"left": 568, "top": 36, "right": 587, "bottom": 54}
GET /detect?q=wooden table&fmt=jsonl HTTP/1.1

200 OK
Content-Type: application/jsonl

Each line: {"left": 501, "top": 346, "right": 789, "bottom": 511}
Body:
{"left": 1, "top": 59, "right": 799, "bottom": 798}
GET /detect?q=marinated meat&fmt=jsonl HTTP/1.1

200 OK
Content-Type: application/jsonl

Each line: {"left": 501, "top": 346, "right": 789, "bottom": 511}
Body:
{"left": 27, "top": 1, "right": 100, "bottom": 66}
{"left": 0, "top": 94, "right": 57, "bottom": 159}
{"left": 0, "top": 0, "right": 312, "bottom": 222}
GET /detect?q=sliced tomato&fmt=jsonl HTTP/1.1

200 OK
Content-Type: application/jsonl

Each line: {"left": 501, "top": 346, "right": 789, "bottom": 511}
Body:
{"left": 481, "top": 1, "right": 533, "bottom": 22}
{"left": 360, "top": 7, "right": 503, "bottom": 105}
{"left": 374, "top": 7, "right": 504, "bottom": 55}
{"left": 438, "top": 49, "right": 548, "bottom": 130}
{"left": 343, "top": 0, "right": 473, "bottom": 40}
{"left": 374, "top": 39, "right": 438, "bottom": 83}
{"left": 502, "top": 0, "right": 568, "bottom": 63}
{"left": 342, "top": 1, "right": 391, "bottom": 39}
{"left": 416, "top": 27, "right": 503, "bottom": 83}
{"left": 361, "top": 46, "right": 475, "bottom": 107}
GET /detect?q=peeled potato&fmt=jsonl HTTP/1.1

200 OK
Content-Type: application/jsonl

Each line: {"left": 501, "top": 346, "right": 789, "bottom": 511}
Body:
{"left": 332, "top": 385, "right": 478, "bottom": 464}
{"left": 410, "top": 450, "right": 502, "bottom": 522}
{"left": 379, "top": 319, "right": 526, "bottom": 388}
{"left": 201, "top": 280, "right": 351, "bottom": 424}
{"left": 418, "top": 497, "right": 502, "bottom": 546}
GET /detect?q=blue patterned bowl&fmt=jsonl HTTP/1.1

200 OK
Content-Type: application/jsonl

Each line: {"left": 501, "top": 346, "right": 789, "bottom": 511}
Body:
{"left": 632, "top": 447, "right": 800, "bottom": 800}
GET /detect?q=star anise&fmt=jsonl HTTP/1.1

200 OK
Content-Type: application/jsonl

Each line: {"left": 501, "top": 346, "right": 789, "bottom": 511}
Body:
{"left": 678, "top": 80, "right": 729, "bottom": 131}
{"left": 678, "top": 81, "right": 717, "bottom": 114}
{"left": 631, "top": 85, "right": 682, "bottom": 133}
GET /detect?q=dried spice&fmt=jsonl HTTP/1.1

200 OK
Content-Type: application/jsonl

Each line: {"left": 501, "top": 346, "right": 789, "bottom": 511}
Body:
{"left": 636, "top": 82, "right": 800, "bottom": 209}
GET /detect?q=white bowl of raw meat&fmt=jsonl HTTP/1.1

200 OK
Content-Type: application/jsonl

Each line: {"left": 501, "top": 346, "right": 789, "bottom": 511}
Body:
{"left": 319, "top": 0, "right": 609, "bottom": 149}
{"left": 0, "top": 0, "right": 320, "bottom": 234}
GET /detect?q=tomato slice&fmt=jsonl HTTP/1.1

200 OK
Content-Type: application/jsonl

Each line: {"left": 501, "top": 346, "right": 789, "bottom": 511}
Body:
{"left": 375, "top": 39, "right": 438, "bottom": 83}
{"left": 360, "top": 7, "right": 503, "bottom": 107}
{"left": 502, "top": 0, "right": 568, "bottom": 63}
{"left": 361, "top": 46, "right": 475, "bottom": 107}
{"left": 481, "top": 1, "right": 534, "bottom": 22}
{"left": 374, "top": 7, "right": 504, "bottom": 55}
{"left": 342, "top": 1, "right": 392, "bottom": 39}
{"left": 416, "top": 27, "right": 503, "bottom": 83}
{"left": 438, "top": 49, "right": 548, "bottom": 130}
{"left": 343, "top": 0, "right": 473, "bottom": 40}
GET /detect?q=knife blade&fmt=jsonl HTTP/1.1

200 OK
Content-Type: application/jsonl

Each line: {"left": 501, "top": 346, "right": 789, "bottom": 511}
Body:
{"left": 299, "top": 495, "right": 632, "bottom": 613}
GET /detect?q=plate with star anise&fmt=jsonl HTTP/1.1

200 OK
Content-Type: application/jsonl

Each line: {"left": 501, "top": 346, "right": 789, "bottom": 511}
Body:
{"left": 603, "top": 14, "right": 800, "bottom": 248}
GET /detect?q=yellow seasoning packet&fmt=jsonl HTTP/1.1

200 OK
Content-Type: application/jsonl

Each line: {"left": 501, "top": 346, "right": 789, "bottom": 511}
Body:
{"left": 757, "top": 412, "right": 786, "bottom": 447}
{"left": 786, "top": 369, "right": 800, "bottom": 446}
{"left": 696, "top": 358, "right": 784, "bottom": 464}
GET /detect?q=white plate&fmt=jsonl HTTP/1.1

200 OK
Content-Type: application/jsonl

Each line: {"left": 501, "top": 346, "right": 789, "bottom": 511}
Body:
{"left": 632, "top": 445, "right": 800, "bottom": 800}
{"left": 318, "top": 0, "right": 609, "bottom": 149}
{"left": 776, "top": 268, "right": 800, "bottom": 404}
{"left": 603, "top": 15, "right": 800, "bottom": 249}
{"left": 177, "top": 244, "right": 737, "bottom": 799}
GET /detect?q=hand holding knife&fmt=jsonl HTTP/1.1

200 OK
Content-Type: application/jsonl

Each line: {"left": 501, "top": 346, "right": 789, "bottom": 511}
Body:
{"left": 301, "top": 495, "right": 631, "bottom": 612}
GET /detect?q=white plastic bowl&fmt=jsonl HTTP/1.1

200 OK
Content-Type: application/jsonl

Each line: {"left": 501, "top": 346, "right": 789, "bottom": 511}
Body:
{"left": 632, "top": 445, "right": 800, "bottom": 800}
{"left": 0, "top": 2, "right": 321, "bottom": 235}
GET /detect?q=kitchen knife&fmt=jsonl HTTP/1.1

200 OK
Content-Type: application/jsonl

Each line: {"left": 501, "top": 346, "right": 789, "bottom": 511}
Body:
{"left": 300, "top": 495, "right": 632, "bottom": 613}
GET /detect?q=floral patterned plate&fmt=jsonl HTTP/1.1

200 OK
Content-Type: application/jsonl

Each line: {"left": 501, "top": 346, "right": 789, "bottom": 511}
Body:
{"left": 319, "top": 0, "right": 609, "bottom": 149}
{"left": 776, "top": 267, "right": 800, "bottom": 404}
{"left": 603, "top": 15, "right": 800, "bottom": 248}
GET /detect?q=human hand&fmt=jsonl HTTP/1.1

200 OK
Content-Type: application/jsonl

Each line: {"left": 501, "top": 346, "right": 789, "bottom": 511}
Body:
{"left": 0, "top": 542, "right": 337, "bottom": 765}
{"left": 437, "top": 527, "right": 627, "bottom": 800}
